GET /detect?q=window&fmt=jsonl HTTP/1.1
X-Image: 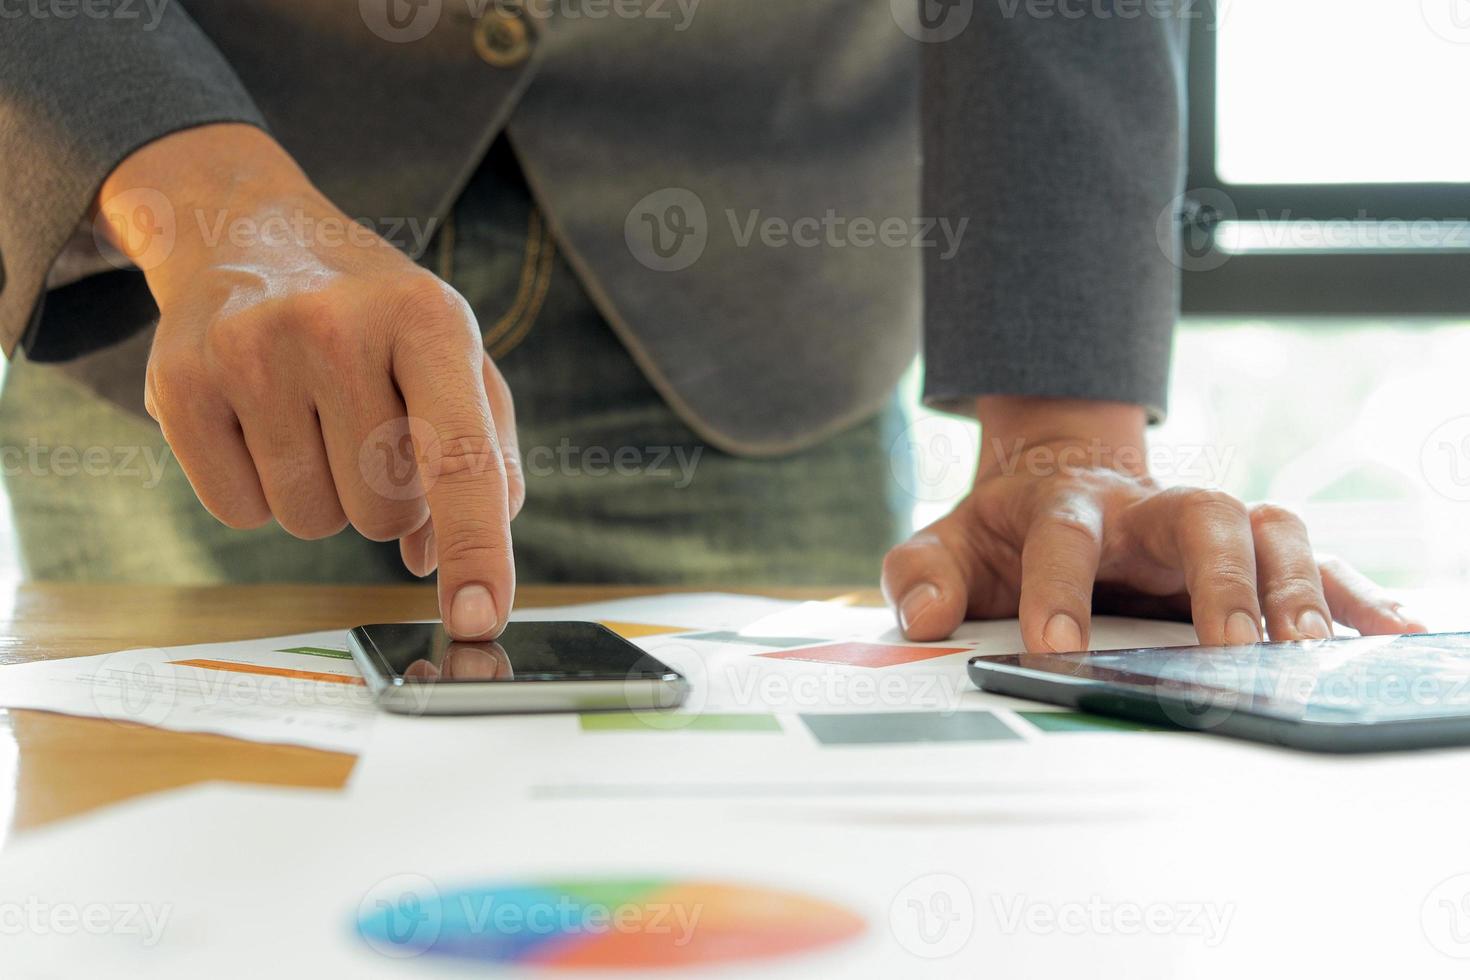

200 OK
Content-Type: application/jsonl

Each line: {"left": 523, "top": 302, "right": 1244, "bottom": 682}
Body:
{"left": 1183, "top": 0, "right": 1470, "bottom": 314}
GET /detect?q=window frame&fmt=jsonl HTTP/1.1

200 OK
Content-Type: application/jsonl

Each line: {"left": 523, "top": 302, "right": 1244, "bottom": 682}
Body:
{"left": 1181, "top": 10, "right": 1470, "bottom": 316}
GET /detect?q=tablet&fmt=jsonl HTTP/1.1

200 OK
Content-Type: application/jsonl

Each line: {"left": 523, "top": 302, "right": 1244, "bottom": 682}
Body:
{"left": 968, "top": 632, "right": 1470, "bottom": 752}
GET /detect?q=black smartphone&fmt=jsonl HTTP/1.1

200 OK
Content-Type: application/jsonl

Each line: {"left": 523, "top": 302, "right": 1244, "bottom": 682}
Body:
{"left": 348, "top": 621, "right": 688, "bottom": 716}
{"left": 969, "top": 632, "right": 1470, "bottom": 752}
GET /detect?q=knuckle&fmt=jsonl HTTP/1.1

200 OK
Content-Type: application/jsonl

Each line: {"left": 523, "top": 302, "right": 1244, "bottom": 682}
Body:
{"left": 287, "top": 294, "right": 361, "bottom": 365}
{"left": 1261, "top": 575, "right": 1321, "bottom": 613}
{"left": 268, "top": 480, "right": 349, "bottom": 541}
{"left": 435, "top": 521, "right": 508, "bottom": 569}
{"left": 352, "top": 501, "right": 429, "bottom": 543}
{"left": 1040, "top": 511, "right": 1101, "bottom": 550}
{"left": 1184, "top": 488, "right": 1250, "bottom": 523}
{"left": 280, "top": 288, "right": 338, "bottom": 333}
{"left": 1249, "top": 501, "right": 1304, "bottom": 534}
{"left": 146, "top": 350, "right": 209, "bottom": 419}
{"left": 432, "top": 430, "right": 501, "bottom": 481}
{"left": 204, "top": 314, "right": 275, "bottom": 391}
{"left": 387, "top": 276, "right": 476, "bottom": 346}
{"left": 205, "top": 311, "right": 263, "bottom": 362}
{"left": 1206, "top": 564, "right": 1258, "bottom": 598}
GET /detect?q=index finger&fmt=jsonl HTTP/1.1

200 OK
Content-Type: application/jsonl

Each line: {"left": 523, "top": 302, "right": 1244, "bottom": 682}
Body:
{"left": 391, "top": 297, "right": 515, "bottom": 641}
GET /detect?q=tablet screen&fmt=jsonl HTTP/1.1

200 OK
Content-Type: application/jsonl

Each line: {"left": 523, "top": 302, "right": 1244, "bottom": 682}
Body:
{"left": 975, "top": 633, "right": 1470, "bottom": 726}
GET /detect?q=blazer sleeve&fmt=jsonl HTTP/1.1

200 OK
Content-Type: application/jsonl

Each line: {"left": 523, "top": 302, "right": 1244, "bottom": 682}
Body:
{"left": 920, "top": 9, "right": 1189, "bottom": 422}
{"left": 0, "top": 6, "right": 266, "bottom": 361}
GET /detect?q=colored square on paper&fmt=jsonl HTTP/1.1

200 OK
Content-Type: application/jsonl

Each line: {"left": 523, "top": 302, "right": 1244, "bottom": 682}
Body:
{"left": 596, "top": 620, "right": 688, "bottom": 640}
{"left": 685, "top": 630, "right": 827, "bottom": 649}
{"left": 801, "top": 711, "right": 1020, "bottom": 746}
{"left": 757, "top": 642, "right": 968, "bottom": 669}
{"left": 579, "top": 713, "right": 782, "bottom": 733}
{"left": 1017, "top": 710, "right": 1170, "bottom": 734}
{"left": 276, "top": 646, "right": 352, "bottom": 661}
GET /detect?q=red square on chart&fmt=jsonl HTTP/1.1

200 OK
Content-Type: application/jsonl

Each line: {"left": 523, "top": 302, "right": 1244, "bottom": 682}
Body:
{"left": 756, "top": 642, "right": 969, "bottom": 669}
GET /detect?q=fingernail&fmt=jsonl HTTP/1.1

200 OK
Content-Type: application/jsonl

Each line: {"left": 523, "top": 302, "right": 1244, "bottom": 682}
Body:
{"left": 1225, "top": 611, "right": 1262, "bottom": 646}
{"left": 898, "top": 584, "right": 941, "bottom": 633}
{"left": 1296, "top": 609, "right": 1332, "bottom": 640}
{"left": 418, "top": 526, "right": 436, "bottom": 577}
{"left": 450, "top": 584, "right": 498, "bottom": 638}
{"left": 1042, "top": 613, "right": 1083, "bottom": 652}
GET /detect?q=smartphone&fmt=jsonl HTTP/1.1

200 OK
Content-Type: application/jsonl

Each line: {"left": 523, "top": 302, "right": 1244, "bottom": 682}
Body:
{"left": 969, "top": 632, "right": 1470, "bottom": 753}
{"left": 348, "top": 621, "right": 688, "bottom": 716}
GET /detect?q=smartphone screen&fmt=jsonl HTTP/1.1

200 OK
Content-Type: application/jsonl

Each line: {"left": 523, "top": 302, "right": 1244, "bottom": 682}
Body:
{"left": 350, "top": 621, "right": 681, "bottom": 685}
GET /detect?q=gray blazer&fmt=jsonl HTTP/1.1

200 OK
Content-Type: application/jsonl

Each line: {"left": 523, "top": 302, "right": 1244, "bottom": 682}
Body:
{"left": 0, "top": 2, "right": 1185, "bottom": 453}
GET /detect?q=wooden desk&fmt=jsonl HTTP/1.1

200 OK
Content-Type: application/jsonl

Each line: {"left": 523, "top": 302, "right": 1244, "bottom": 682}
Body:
{"left": 0, "top": 583, "right": 877, "bottom": 838}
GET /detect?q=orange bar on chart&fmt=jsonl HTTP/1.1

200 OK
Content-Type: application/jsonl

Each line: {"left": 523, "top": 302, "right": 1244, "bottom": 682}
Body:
{"left": 171, "top": 659, "right": 365, "bottom": 686}
{"left": 596, "top": 620, "right": 688, "bottom": 639}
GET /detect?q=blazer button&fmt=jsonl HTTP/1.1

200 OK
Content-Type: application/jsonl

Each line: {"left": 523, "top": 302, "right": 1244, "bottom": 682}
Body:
{"left": 475, "top": 8, "right": 531, "bottom": 68}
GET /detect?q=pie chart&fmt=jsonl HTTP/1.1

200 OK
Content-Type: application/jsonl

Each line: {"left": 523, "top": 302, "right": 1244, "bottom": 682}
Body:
{"left": 355, "top": 877, "right": 866, "bottom": 968}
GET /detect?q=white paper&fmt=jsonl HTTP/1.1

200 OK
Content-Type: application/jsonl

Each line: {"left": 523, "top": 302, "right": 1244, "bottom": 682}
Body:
{"left": 0, "top": 594, "right": 810, "bottom": 754}
{"left": 3, "top": 777, "right": 1468, "bottom": 978}
{"left": 4, "top": 589, "right": 1470, "bottom": 976}
{"left": 0, "top": 630, "right": 377, "bottom": 754}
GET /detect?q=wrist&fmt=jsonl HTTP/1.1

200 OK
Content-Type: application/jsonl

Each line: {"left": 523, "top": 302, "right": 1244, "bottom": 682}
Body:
{"left": 974, "top": 395, "right": 1149, "bottom": 479}
{"left": 95, "top": 123, "right": 327, "bottom": 295}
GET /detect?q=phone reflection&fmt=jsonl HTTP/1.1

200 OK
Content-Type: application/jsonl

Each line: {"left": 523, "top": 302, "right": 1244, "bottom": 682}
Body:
{"left": 401, "top": 641, "right": 515, "bottom": 682}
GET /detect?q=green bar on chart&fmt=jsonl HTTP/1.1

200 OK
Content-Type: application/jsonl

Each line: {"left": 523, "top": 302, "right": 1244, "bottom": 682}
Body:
{"left": 276, "top": 646, "right": 353, "bottom": 661}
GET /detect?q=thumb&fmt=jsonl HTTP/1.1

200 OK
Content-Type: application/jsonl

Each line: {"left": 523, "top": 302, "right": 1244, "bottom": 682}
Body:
{"left": 881, "top": 525, "right": 971, "bottom": 642}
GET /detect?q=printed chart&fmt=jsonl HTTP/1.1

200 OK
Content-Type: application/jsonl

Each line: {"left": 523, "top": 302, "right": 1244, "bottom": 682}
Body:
{"left": 355, "top": 878, "right": 866, "bottom": 968}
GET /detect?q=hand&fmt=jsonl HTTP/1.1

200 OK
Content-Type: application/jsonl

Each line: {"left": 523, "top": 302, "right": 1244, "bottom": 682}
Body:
{"left": 882, "top": 396, "right": 1425, "bottom": 650}
{"left": 95, "top": 124, "right": 523, "bottom": 639}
